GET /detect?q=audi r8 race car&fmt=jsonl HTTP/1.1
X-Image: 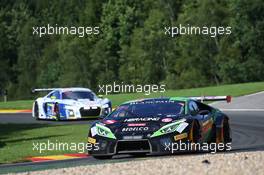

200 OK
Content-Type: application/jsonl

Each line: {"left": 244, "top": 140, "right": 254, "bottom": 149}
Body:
{"left": 87, "top": 96, "right": 232, "bottom": 159}
{"left": 32, "top": 87, "right": 112, "bottom": 120}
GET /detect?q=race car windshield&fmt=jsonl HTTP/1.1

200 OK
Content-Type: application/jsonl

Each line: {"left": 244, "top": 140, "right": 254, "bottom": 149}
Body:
{"left": 62, "top": 91, "right": 95, "bottom": 100}
{"left": 108, "top": 100, "right": 185, "bottom": 118}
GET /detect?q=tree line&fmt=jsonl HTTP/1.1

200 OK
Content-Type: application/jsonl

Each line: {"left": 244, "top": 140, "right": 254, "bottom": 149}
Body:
{"left": 0, "top": 0, "right": 263, "bottom": 99}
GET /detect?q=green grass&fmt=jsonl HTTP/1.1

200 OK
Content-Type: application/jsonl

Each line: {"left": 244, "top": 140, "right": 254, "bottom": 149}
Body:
{"left": 0, "top": 124, "right": 89, "bottom": 164}
{"left": 0, "top": 100, "right": 34, "bottom": 110}
{"left": 0, "top": 82, "right": 264, "bottom": 109}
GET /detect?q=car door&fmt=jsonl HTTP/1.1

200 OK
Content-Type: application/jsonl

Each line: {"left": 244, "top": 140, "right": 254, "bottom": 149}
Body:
{"left": 188, "top": 100, "right": 213, "bottom": 141}
{"left": 196, "top": 101, "right": 214, "bottom": 141}
{"left": 45, "top": 91, "right": 61, "bottom": 117}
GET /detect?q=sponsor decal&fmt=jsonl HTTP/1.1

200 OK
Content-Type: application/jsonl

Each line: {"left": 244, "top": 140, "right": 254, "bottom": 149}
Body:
{"left": 127, "top": 123, "right": 146, "bottom": 126}
{"left": 174, "top": 133, "right": 188, "bottom": 141}
{"left": 87, "top": 137, "right": 96, "bottom": 144}
{"left": 130, "top": 100, "right": 178, "bottom": 105}
{"left": 123, "top": 135, "right": 143, "bottom": 140}
{"left": 122, "top": 127, "right": 149, "bottom": 132}
{"left": 161, "top": 118, "right": 173, "bottom": 123}
{"left": 90, "top": 126, "right": 97, "bottom": 137}
{"left": 124, "top": 117, "right": 159, "bottom": 122}
{"left": 176, "top": 122, "right": 189, "bottom": 133}
{"left": 202, "top": 123, "right": 212, "bottom": 132}
{"left": 202, "top": 119, "right": 213, "bottom": 132}
{"left": 202, "top": 119, "right": 211, "bottom": 126}
{"left": 104, "top": 120, "right": 117, "bottom": 124}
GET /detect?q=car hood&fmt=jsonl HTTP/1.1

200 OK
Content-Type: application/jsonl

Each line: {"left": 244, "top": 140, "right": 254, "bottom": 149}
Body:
{"left": 102, "top": 115, "right": 185, "bottom": 139}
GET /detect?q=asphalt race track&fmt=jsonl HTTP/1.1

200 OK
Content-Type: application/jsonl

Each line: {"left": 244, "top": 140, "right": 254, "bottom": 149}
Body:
{"left": 0, "top": 92, "right": 264, "bottom": 173}
{"left": 227, "top": 111, "right": 264, "bottom": 151}
{"left": 0, "top": 110, "right": 264, "bottom": 174}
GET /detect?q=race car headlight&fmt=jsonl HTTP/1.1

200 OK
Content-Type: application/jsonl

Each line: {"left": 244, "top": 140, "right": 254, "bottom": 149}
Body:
{"left": 68, "top": 109, "right": 74, "bottom": 116}
{"left": 151, "top": 119, "right": 189, "bottom": 138}
{"left": 91, "top": 123, "right": 116, "bottom": 139}
{"left": 64, "top": 106, "right": 75, "bottom": 116}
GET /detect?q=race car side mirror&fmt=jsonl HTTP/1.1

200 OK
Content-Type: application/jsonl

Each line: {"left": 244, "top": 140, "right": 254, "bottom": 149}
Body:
{"left": 190, "top": 110, "right": 198, "bottom": 116}
{"left": 199, "top": 110, "right": 210, "bottom": 116}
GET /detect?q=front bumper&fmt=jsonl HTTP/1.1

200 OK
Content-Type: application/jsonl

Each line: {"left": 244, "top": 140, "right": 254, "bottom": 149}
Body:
{"left": 88, "top": 133, "right": 190, "bottom": 156}
{"left": 79, "top": 107, "right": 101, "bottom": 117}
{"left": 61, "top": 106, "right": 111, "bottom": 120}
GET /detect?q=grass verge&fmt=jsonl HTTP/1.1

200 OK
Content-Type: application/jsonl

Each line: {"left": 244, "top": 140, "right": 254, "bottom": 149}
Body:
{"left": 0, "top": 124, "right": 89, "bottom": 164}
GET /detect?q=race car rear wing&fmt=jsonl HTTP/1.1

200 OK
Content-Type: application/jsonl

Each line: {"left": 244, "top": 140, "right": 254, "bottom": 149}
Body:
{"left": 32, "top": 88, "right": 57, "bottom": 93}
{"left": 190, "top": 96, "right": 232, "bottom": 103}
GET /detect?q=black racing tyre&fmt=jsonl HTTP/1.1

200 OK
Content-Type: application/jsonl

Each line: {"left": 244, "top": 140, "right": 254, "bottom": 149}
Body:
{"left": 209, "top": 124, "right": 217, "bottom": 143}
{"left": 189, "top": 120, "right": 200, "bottom": 143}
{"left": 34, "top": 102, "right": 40, "bottom": 120}
{"left": 223, "top": 119, "right": 232, "bottom": 143}
{"left": 219, "top": 119, "right": 232, "bottom": 151}
{"left": 210, "top": 118, "right": 231, "bottom": 152}
{"left": 188, "top": 121, "right": 201, "bottom": 152}
{"left": 93, "top": 155, "right": 112, "bottom": 160}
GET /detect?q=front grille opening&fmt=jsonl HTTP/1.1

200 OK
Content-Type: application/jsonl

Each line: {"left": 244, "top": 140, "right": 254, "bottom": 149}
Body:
{"left": 116, "top": 140, "right": 151, "bottom": 153}
{"left": 80, "top": 107, "right": 101, "bottom": 117}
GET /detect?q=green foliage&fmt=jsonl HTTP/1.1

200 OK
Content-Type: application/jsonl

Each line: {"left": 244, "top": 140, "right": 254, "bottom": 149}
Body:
{"left": 225, "top": 0, "right": 264, "bottom": 82}
{"left": 0, "top": 0, "right": 263, "bottom": 99}
{"left": 174, "top": 0, "right": 231, "bottom": 87}
{"left": 120, "top": 9, "right": 169, "bottom": 84}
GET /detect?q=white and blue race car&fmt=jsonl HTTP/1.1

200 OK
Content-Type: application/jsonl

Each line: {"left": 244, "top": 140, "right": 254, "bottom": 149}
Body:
{"left": 32, "top": 87, "right": 112, "bottom": 120}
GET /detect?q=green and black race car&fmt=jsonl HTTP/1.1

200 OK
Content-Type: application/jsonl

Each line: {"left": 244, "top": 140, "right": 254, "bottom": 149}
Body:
{"left": 87, "top": 96, "right": 232, "bottom": 159}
